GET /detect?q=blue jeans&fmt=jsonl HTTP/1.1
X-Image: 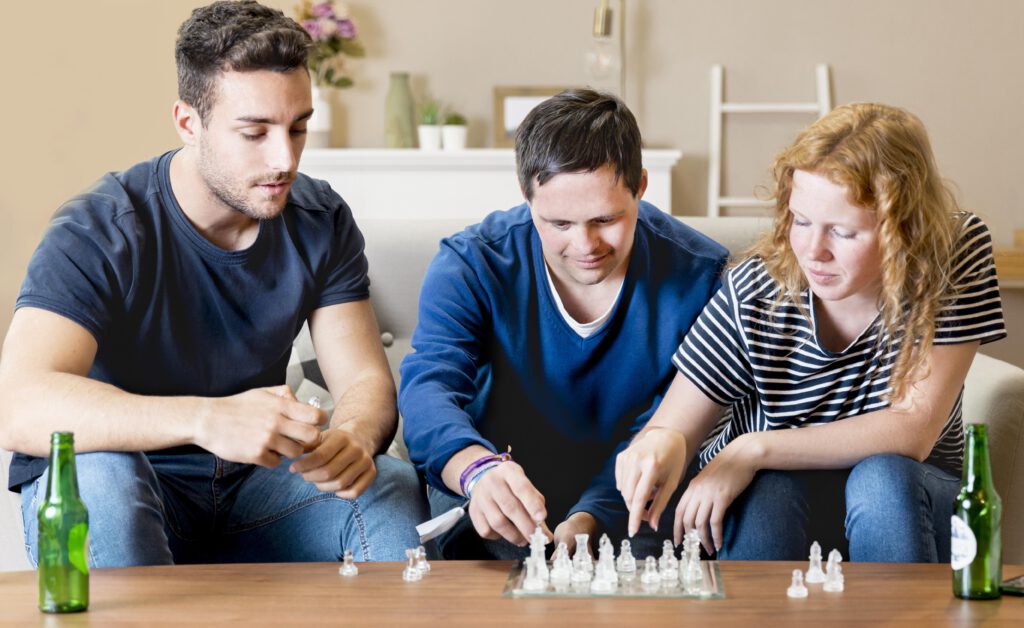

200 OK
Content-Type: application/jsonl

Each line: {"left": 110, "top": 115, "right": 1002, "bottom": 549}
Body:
{"left": 22, "top": 451, "right": 429, "bottom": 568}
{"left": 709, "top": 454, "right": 959, "bottom": 562}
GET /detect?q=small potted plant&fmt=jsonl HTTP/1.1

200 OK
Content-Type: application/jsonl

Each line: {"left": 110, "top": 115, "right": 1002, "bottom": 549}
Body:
{"left": 442, "top": 111, "right": 468, "bottom": 150}
{"left": 417, "top": 99, "right": 442, "bottom": 150}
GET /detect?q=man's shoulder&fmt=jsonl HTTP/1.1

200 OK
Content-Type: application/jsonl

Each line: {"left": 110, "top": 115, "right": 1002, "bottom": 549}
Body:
{"left": 635, "top": 203, "right": 729, "bottom": 266}
{"left": 287, "top": 172, "right": 345, "bottom": 215}
{"left": 443, "top": 203, "right": 534, "bottom": 253}
{"left": 51, "top": 153, "right": 169, "bottom": 236}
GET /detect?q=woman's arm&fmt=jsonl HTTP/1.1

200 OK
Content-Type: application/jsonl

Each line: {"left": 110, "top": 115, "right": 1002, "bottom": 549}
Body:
{"left": 676, "top": 340, "right": 979, "bottom": 552}
{"left": 615, "top": 371, "right": 727, "bottom": 537}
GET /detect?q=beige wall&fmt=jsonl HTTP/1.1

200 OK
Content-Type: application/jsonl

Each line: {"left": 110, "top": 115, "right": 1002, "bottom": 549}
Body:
{"left": 1, "top": 0, "right": 1021, "bottom": 364}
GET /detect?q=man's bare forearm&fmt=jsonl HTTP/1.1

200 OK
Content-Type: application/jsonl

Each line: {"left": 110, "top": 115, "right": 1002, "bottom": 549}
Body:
{"left": 328, "top": 372, "right": 397, "bottom": 455}
{"left": 0, "top": 370, "right": 204, "bottom": 456}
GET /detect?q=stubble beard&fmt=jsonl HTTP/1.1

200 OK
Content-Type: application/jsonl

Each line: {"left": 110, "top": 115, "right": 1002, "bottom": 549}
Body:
{"left": 197, "top": 141, "right": 289, "bottom": 222}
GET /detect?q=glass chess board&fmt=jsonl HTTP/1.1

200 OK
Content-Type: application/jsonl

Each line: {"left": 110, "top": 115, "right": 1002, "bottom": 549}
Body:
{"left": 502, "top": 559, "right": 726, "bottom": 598}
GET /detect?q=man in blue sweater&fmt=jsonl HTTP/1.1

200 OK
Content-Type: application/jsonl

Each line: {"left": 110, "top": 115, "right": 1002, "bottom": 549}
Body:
{"left": 399, "top": 89, "right": 728, "bottom": 558}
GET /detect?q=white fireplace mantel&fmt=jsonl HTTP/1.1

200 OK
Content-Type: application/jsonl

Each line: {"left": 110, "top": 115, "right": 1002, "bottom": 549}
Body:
{"left": 298, "top": 148, "right": 682, "bottom": 221}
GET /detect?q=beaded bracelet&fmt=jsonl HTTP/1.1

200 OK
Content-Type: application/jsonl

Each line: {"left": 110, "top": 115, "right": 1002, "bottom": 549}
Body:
{"left": 458, "top": 446, "right": 513, "bottom": 497}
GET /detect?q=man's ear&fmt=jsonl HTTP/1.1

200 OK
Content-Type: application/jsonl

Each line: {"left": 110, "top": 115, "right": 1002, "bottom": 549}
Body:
{"left": 172, "top": 100, "right": 201, "bottom": 146}
{"left": 636, "top": 168, "right": 649, "bottom": 200}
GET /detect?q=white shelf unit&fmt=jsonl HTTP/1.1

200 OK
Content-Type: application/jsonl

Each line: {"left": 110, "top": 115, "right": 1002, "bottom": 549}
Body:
{"left": 299, "top": 148, "right": 682, "bottom": 221}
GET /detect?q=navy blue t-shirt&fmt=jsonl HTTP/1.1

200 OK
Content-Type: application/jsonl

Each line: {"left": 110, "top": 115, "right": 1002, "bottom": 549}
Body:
{"left": 8, "top": 149, "right": 369, "bottom": 490}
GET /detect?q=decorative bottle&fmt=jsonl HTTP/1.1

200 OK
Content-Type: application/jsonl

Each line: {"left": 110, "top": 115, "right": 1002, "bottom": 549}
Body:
{"left": 384, "top": 72, "right": 416, "bottom": 148}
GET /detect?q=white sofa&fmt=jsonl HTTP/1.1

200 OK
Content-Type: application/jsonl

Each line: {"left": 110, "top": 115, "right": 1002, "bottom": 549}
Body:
{"left": 3, "top": 215, "right": 1022, "bottom": 571}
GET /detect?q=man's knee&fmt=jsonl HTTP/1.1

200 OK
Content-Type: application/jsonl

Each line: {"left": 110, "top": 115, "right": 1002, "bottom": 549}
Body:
{"left": 371, "top": 455, "right": 426, "bottom": 501}
{"left": 28, "top": 451, "right": 172, "bottom": 567}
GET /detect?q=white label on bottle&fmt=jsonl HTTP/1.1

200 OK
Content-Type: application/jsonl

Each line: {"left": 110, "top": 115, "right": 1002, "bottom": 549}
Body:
{"left": 950, "top": 515, "right": 977, "bottom": 570}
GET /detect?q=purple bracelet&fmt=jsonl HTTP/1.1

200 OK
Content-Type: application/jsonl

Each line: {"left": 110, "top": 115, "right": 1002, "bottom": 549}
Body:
{"left": 458, "top": 446, "right": 513, "bottom": 496}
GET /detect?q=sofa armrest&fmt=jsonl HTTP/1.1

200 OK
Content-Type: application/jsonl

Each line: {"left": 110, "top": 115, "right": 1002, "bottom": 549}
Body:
{"left": 964, "top": 352, "right": 1024, "bottom": 564}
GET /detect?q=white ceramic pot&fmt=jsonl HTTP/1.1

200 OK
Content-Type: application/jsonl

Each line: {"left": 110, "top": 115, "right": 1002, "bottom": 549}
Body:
{"left": 307, "top": 85, "right": 331, "bottom": 148}
{"left": 417, "top": 125, "right": 442, "bottom": 150}
{"left": 442, "top": 125, "right": 468, "bottom": 150}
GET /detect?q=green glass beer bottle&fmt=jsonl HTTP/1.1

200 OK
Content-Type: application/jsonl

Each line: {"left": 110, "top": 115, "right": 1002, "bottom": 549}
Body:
{"left": 951, "top": 423, "right": 1001, "bottom": 600}
{"left": 37, "top": 431, "right": 89, "bottom": 613}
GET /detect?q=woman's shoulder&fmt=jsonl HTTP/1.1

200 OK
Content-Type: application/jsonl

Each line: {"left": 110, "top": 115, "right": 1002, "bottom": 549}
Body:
{"left": 724, "top": 256, "right": 785, "bottom": 304}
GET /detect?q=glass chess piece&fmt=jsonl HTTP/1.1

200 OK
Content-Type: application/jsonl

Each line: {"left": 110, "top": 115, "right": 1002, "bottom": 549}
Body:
{"left": 414, "top": 545, "right": 430, "bottom": 574}
{"left": 549, "top": 542, "right": 572, "bottom": 585}
{"left": 616, "top": 539, "right": 637, "bottom": 576}
{"left": 823, "top": 548, "right": 845, "bottom": 592}
{"left": 572, "top": 534, "right": 594, "bottom": 574}
{"left": 805, "top": 541, "right": 826, "bottom": 583}
{"left": 402, "top": 548, "right": 422, "bottom": 582}
{"left": 787, "top": 569, "right": 809, "bottom": 598}
{"left": 659, "top": 540, "right": 679, "bottom": 582}
{"left": 338, "top": 549, "right": 358, "bottom": 577}
{"left": 523, "top": 557, "right": 547, "bottom": 591}
{"left": 681, "top": 530, "right": 703, "bottom": 592}
{"left": 640, "top": 555, "right": 661, "bottom": 589}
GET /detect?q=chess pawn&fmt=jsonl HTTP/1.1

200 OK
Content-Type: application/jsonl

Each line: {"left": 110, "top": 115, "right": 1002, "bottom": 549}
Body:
{"left": 659, "top": 540, "right": 679, "bottom": 581}
{"left": 805, "top": 541, "right": 825, "bottom": 583}
{"left": 338, "top": 549, "right": 358, "bottom": 577}
{"left": 414, "top": 545, "right": 431, "bottom": 574}
{"left": 402, "top": 548, "right": 422, "bottom": 582}
{"left": 638, "top": 557, "right": 663, "bottom": 590}
{"left": 590, "top": 572, "right": 616, "bottom": 594}
{"left": 787, "top": 569, "right": 809, "bottom": 598}
{"left": 550, "top": 552, "right": 572, "bottom": 585}
{"left": 616, "top": 540, "right": 637, "bottom": 577}
{"left": 823, "top": 549, "right": 845, "bottom": 592}
{"left": 659, "top": 540, "right": 679, "bottom": 570}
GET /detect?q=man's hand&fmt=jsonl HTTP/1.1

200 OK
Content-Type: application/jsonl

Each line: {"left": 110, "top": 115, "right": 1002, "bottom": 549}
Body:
{"left": 552, "top": 511, "right": 599, "bottom": 554}
{"left": 467, "top": 461, "right": 552, "bottom": 546}
{"left": 615, "top": 427, "right": 688, "bottom": 537}
{"left": 673, "top": 434, "right": 758, "bottom": 553}
{"left": 194, "top": 385, "right": 327, "bottom": 467}
{"left": 289, "top": 426, "right": 377, "bottom": 499}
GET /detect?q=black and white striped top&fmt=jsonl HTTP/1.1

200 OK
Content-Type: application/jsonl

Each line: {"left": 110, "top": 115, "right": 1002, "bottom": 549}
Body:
{"left": 674, "top": 212, "right": 1006, "bottom": 474}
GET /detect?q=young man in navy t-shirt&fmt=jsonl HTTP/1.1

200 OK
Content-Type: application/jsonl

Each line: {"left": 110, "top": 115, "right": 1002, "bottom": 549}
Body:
{"left": 0, "top": 1, "right": 427, "bottom": 566}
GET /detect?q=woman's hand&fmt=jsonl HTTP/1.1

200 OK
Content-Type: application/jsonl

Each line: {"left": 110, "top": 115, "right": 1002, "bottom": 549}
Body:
{"left": 673, "top": 433, "right": 760, "bottom": 552}
{"left": 615, "top": 427, "right": 688, "bottom": 537}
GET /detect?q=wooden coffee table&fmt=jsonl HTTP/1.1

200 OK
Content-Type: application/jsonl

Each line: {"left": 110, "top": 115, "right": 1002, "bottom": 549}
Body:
{"left": 1, "top": 561, "right": 1021, "bottom": 624}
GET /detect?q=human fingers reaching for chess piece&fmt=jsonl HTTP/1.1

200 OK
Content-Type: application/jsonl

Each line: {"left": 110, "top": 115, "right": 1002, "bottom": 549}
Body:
{"left": 615, "top": 426, "right": 688, "bottom": 538}
{"left": 445, "top": 445, "right": 552, "bottom": 546}
{"left": 672, "top": 435, "right": 758, "bottom": 553}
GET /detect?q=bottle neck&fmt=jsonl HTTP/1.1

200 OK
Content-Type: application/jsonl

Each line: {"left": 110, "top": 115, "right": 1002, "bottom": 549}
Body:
{"left": 45, "top": 433, "right": 81, "bottom": 502}
{"left": 962, "top": 426, "right": 994, "bottom": 492}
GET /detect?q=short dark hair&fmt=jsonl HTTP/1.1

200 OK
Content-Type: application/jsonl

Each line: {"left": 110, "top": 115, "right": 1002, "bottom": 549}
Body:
{"left": 176, "top": 0, "right": 311, "bottom": 124}
{"left": 515, "top": 89, "right": 643, "bottom": 201}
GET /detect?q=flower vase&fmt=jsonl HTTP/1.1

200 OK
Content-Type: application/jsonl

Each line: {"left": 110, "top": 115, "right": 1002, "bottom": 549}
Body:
{"left": 385, "top": 72, "right": 416, "bottom": 148}
{"left": 308, "top": 84, "right": 331, "bottom": 148}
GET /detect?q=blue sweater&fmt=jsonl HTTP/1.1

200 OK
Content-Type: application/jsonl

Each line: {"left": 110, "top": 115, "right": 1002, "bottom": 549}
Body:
{"left": 399, "top": 202, "right": 727, "bottom": 527}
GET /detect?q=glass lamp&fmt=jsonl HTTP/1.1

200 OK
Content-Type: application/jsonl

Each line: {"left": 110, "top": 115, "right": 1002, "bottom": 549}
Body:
{"left": 584, "top": 0, "right": 625, "bottom": 97}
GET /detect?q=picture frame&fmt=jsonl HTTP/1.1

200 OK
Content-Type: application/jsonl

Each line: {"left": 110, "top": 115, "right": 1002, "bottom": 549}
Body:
{"left": 492, "top": 86, "right": 574, "bottom": 148}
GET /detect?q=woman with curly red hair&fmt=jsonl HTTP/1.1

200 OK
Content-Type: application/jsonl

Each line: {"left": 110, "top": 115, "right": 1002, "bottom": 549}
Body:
{"left": 616, "top": 103, "right": 1006, "bottom": 562}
